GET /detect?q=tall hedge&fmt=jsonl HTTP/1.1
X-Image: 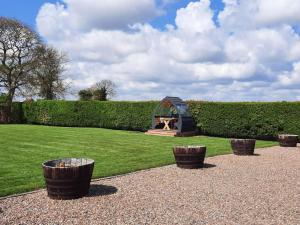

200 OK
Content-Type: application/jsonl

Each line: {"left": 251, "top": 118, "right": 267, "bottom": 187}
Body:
{"left": 19, "top": 100, "right": 300, "bottom": 140}
{"left": 23, "top": 100, "right": 157, "bottom": 131}
{"left": 12, "top": 102, "right": 23, "bottom": 123}
{"left": 0, "top": 102, "right": 23, "bottom": 123}
{"left": 188, "top": 101, "right": 300, "bottom": 140}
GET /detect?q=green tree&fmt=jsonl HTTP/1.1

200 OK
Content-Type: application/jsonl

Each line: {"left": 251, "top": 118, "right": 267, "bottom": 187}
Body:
{"left": 78, "top": 89, "right": 93, "bottom": 101}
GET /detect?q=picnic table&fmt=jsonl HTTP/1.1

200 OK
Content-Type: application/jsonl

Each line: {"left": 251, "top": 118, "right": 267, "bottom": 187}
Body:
{"left": 159, "top": 117, "right": 177, "bottom": 130}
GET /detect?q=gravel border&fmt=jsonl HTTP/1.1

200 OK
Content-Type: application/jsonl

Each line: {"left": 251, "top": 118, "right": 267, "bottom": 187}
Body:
{"left": 0, "top": 151, "right": 233, "bottom": 201}
{"left": 1, "top": 145, "right": 299, "bottom": 225}
{"left": 0, "top": 166, "right": 158, "bottom": 201}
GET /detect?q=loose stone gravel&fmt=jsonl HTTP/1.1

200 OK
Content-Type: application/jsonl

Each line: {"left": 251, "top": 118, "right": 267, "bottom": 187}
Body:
{"left": 1, "top": 145, "right": 299, "bottom": 225}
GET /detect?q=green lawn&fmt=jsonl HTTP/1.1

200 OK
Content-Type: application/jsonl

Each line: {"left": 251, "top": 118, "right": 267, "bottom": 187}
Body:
{"left": 0, "top": 125, "right": 277, "bottom": 197}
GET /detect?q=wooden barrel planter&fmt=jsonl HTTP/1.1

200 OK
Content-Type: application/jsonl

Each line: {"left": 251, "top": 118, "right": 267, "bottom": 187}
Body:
{"left": 42, "top": 158, "right": 94, "bottom": 200}
{"left": 230, "top": 139, "right": 256, "bottom": 155}
{"left": 278, "top": 134, "right": 298, "bottom": 147}
{"left": 173, "top": 146, "right": 206, "bottom": 169}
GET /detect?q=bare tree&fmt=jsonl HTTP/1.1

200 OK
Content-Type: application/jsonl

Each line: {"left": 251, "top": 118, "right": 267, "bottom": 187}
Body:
{"left": 33, "top": 45, "right": 68, "bottom": 99}
{"left": 0, "top": 17, "right": 41, "bottom": 121}
{"left": 90, "top": 80, "right": 116, "bottom": 101}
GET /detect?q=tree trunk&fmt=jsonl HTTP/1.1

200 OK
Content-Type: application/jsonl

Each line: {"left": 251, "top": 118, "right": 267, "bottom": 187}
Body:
{"left": 46, "top": 86, "right": 54, "bottom": 100}
{"left": 5, "top": 89, "right": 15, "bottom": 123}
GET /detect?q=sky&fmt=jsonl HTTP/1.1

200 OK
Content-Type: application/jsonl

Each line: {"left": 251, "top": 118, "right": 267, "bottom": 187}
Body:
{"left": 1, "top": 0, "right": 300, "bottom": 101}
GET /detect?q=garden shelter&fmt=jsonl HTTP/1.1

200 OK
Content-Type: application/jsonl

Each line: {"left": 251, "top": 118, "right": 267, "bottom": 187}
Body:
{"left": 146, "top": 96, "right": 197, "bottom": 137}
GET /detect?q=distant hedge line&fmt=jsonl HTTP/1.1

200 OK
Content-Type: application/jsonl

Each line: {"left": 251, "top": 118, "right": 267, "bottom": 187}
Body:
{"left": 7, "top": 100, "right": 300, "bottom": 140}
{"left": 188, "top": 101, "right": 300, "bottom": 140}
{"left": 22, "top": 100, "right": 157, "bottom": 131}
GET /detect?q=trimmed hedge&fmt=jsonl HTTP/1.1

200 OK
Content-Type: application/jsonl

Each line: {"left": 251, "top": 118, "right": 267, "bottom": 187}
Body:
{"left": 23, "top": 100, "right": 157, "bottom": 131}
{"left": 15, "top": 100, "right": 300, "bottom": 140}
{"left": 12, "top": 102, "right": 23, "bottom": 123}
{"left": 188, "top": 101, "right": 300, "bottom": 140}
{"left": 0, "top": 102, "right": 23, "bottom": 123}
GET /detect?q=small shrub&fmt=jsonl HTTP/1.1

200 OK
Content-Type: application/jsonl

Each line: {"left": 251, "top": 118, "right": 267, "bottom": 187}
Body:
{"left": 78, "top": 89, "right": 93, "bottom": 101}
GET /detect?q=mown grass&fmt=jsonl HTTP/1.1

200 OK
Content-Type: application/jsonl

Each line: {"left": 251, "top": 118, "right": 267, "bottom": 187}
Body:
{"left": 0, "top": 125, "right": 277, "bottom": 197}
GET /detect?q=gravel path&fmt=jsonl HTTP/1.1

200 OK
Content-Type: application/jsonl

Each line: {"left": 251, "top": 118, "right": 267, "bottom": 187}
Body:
{"left": 1, "top": 145, "right": 300, "bottom": 225}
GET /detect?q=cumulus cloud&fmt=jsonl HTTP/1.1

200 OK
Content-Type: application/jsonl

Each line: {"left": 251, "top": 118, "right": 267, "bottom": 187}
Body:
{"left": 175, "top": 0, "right": 215, "bottom": 34}
{"left": 278, "top": 62, "right": 300, "bottom": 86}
{"left": 36, "top": 0, "right": 300, "bottom": 101}
{"left": 257, "top": 0, "right": 300, "bottom": 26}
{"left": 37, "top": 0, "right": 161, "bottom": 35}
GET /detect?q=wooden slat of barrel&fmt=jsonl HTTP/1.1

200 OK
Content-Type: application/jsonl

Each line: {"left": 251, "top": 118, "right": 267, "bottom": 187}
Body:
{"left": 278, "top": 134, "right": 298, "bottom": 147}
{"left": 173, "top": 146, "right": 206, "bottom": 169}
{"left": 230, "top": 139, "right": 256, "bottom": 155}
{"left": 43, "top": 158, "right": 94, "bottom": 200}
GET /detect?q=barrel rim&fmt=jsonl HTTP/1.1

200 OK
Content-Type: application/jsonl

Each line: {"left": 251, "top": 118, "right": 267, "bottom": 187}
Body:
{"left": 173, "top": 145, "right": 206, "bottom": 149}
{"left": 278, "top": 134, "right": 298, "bottom": 137}
{"left": 42, "top": 158, "right": 94, "bottom": 168}
{"left": 230, "top": 138, "right": 256, "bottom": 141}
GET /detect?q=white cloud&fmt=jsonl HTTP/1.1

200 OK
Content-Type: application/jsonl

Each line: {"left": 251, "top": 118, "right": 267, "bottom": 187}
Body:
{"left": 65, "top": 0, "right": 162, "bottom": 30}
{"left": 37, "top": 0, "right": 161, "bottom": 36}
{"left": 257, "top": 0, "right": 300, "bottom": 25}
{"left": 219, "top": 0, "right": 300, "bottom": 30}
{"left": 175, "top": 0, "right": 215, "bottom": 34}
{"left": 61, "top": 29, "right": 149, "bottom": 63}
{"left": 278, "top": 62, "right": 300, "bottom": 86}
{"left": 36, "top": 3, "right": 71, "bottom": 40}
{"left": 189, "top": 61, "right": 257, "bottom": 80}
{"left": 36, "top": 0, "right": 300, "bottom": 101}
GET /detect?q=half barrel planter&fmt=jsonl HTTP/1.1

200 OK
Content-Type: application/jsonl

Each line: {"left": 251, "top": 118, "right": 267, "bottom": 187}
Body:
{"left": 230, "top": 139, "right": 256, "bottom": 155}
{"left": 173, "top": 145, "right": 206, "bottom": 169}
{"left": 42, "top": 158, "right": 94, "bottom": 200}
{"left": 278, "top": 134, "right": 298, "bottom": 147}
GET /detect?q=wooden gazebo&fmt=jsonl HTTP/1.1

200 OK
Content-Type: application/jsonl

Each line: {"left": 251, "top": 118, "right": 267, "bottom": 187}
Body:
{"left": 145, "top": 96, "right": 198, "bottom": 137}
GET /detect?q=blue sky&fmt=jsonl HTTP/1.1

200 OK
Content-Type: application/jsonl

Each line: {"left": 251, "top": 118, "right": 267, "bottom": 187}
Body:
{"left": 1, "top": 0, "right": 300, "bottom": 101}
{"left": 0, "top": 0, "right": 58, "bottom": 28}
{"left": 0, "top": 0, "right": 224, "bottom": 30}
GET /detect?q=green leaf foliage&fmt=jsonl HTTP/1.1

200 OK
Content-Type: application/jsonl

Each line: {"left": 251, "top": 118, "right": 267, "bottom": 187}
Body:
{"left": 11, "top": 102, "right": 23, "bottom": 123}
{"left": 187, "top": 101, "right": 300, "bottom": 140}
{"left": 14, "top": 100, "right": 300, "bottom": 140}
{"left": 23, "top": 100, "right": 158, "bottom": 131}
{"left": 0, "top": 102, "right": 22, "bottom": 123}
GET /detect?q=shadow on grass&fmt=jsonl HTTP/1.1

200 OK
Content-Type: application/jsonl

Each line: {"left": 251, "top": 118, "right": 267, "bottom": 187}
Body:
{"left": 88, "top": 184, "right": 117, "bottom": 197}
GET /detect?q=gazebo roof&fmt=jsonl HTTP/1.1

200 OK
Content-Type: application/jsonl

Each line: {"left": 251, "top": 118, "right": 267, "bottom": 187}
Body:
{"left": 161, "top": 96, "right": 185, "bottom": 106}
{"left": 153, "top": 96, "right": 192, "bottom": 117}
{"left": 149, "top": 96, "right": 197, "bottom": 134}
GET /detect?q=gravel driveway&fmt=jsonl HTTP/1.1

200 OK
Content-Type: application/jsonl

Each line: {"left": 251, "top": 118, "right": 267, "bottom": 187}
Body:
{"left": 0, "top": 145, "right": 299, "bottom": 225}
